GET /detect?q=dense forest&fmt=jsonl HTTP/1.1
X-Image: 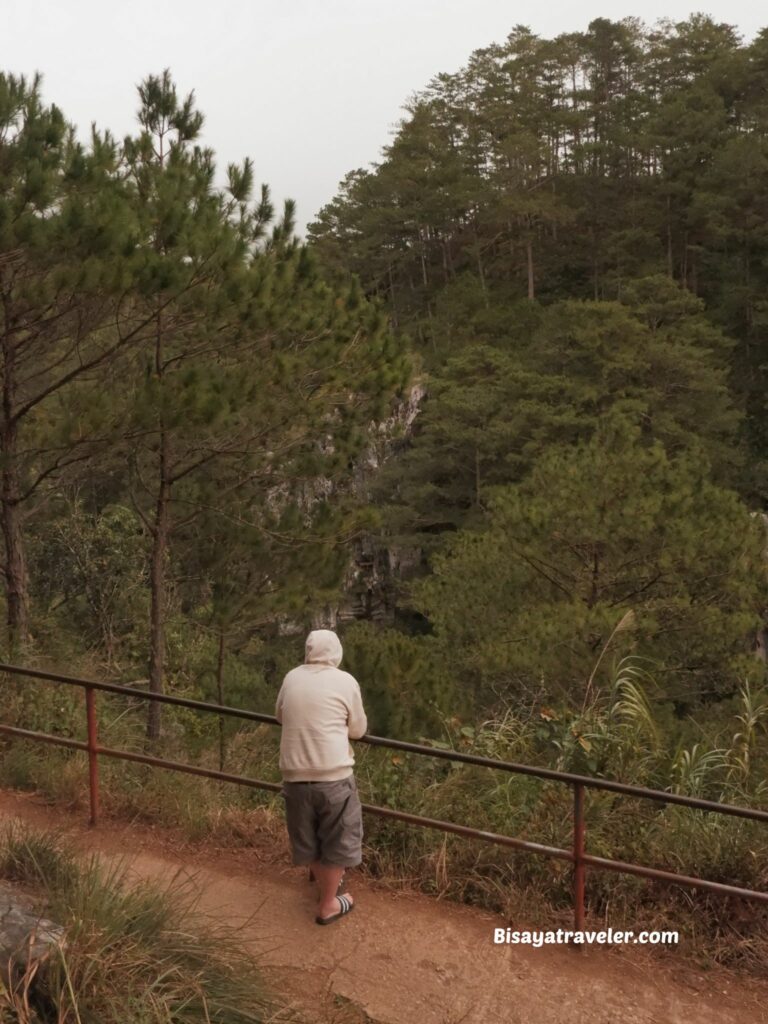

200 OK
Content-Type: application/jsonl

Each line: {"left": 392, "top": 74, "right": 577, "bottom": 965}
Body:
{"left": 310, "top": 14, "right": 768, "bottom": 725}
{"left": 1, "top": 16, "right": 768, "bottom": 963}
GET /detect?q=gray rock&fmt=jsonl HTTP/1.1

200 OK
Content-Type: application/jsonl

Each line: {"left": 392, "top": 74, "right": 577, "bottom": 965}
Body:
{"left": 0, "top": 883, "right": 65, "bottom": 977}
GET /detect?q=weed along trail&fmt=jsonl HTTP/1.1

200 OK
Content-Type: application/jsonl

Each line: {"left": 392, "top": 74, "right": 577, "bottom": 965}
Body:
{"left": 0, "top": 788, "right": 765, "bottom": 1024}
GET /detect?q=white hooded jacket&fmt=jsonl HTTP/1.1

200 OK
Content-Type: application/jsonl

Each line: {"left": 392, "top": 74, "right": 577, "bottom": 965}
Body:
{"left": 275, "top": 629, "right": 368, "bottom": 782}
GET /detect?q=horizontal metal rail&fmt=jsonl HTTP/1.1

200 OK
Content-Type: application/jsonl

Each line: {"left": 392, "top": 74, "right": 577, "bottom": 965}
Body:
{"left": 2, "top": 662, "right": 764, "bottom": 822}
{"left": 0, "top": 723, "right": 573, "bottom": 861}
{"left": 1, "top": 662, "right": 767, "bottom": 934}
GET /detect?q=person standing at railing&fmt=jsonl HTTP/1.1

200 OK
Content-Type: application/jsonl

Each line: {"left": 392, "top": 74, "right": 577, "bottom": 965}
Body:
{"left": 275, "top": 628, "right": 367, "bottom": 925}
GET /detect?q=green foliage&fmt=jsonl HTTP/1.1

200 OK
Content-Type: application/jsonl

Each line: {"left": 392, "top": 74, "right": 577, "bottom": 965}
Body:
{"left": 2, "top": 27, "right": 768, "bottom": 975}
{"left": 374, "top": 342, "right": 585, "bottom": 548}
{"left": 378, "top": 274, "right": 739, "bottom": 560}
{"left": 29, "top": 500, "right": 148, "bottom": 665}
{"left": 351, "top": 661, "right": 768, "bottom": 966}
{"left": 413, "top": 419, "right": 766, "bottom": 704}
{"left": 114, "top": 70, "right": 409, "bottom": 734}
{"left": 0, "top": 71, "right": 140, "bottom": 646}
{"left": 308, "top": 15, "right": 768, "bottom": 490}
{"left": 531, "top": 279, "right": 739, "bottom": 476}
{"left": 340, "top": 622, "right": 459, "bottom": 738}
{"left": 0, "top": 653, "right": 766, "bottom": 970}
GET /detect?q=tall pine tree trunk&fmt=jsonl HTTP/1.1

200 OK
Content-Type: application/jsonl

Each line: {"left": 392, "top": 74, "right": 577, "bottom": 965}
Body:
{"left": 147, "top": 306, "right": 169, "bottom": 741}
{"left": 474, "top": 226, "right": 489, "bottom": 308}
{"left": 1, "top": 323, "right": 29, "bottom": 653}
{"left": 526, "top": 239, "right": 535, "bottom": 301}
{"left": 216, "top": 626, "right": 226, "bottom": 771}
{"left": 682, "top": 232, "right": 688, "bottom": 286}
{"left": 420, "top": 236, "right": 428, "bottom": 289}
{"left": 387, "top": 263, "right": 399, "bottom": 328}
{"left": 147, "top": 430, "right": 170, "bottom": 741}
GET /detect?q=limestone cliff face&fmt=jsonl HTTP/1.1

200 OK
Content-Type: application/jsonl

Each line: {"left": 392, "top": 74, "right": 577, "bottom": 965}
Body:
{"left": 359, "top": 381, "right": 426, "bottom": 474}
{"left": 310, "top": 382, "right": 426, "bottom": 631}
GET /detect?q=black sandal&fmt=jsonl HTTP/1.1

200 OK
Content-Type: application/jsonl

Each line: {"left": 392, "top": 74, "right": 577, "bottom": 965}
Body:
{"left": 315, "top": 893, "right": 354, "bottom": 926}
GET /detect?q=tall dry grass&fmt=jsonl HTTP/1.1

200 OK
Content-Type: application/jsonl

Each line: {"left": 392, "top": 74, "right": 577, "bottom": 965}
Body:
{"left": 0, "top": 825, "right": 274, "bottom": 1023}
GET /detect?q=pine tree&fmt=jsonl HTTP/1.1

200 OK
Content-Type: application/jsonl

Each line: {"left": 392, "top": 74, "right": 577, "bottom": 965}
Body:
{"left": 375, "top": 274, "right": 739, "bottom": 569}
{"left": 119, "top": 72, "right": 407, "bottom": 739}
{"left": 413, "top": 417, "right": 765, "bottom": 707}
{"left": 0, "top": 72, "right": 137, "bottom": 650}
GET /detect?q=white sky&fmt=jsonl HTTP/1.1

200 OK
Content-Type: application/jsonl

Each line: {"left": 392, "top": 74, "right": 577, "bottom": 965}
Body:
{"left": 3, "top": 2, "right": 764, "bottom": 232}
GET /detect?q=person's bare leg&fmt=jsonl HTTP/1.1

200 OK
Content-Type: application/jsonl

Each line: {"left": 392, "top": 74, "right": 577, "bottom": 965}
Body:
{"left": 311, "top": 861, "right": 353, "bottom": 919}
{"left": 309, "top": 865, "right": 345, "bottom": 889}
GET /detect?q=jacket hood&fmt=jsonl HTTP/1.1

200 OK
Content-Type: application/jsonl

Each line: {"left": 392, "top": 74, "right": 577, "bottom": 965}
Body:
{"left": 304, "top": 629, "right": 343, "bottom": 667}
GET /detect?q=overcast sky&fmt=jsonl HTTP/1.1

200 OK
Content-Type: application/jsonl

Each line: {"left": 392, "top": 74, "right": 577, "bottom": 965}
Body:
{"left": 3, "top": 2, "right": 764, "bottom": 232}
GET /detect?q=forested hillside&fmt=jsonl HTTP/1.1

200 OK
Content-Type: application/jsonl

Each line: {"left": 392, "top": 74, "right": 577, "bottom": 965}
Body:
{"left": 309, "top": 14, "right": 768, "bottom": 722}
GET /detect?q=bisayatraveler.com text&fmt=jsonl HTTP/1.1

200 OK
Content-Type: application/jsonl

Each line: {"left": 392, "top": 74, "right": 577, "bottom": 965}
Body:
{"left": 494, "top": 927, "right": 679, "bottom": 947}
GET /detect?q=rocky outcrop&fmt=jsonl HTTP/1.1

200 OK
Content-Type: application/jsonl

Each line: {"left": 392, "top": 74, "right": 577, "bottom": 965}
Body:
{"left": 319, "top": 382, "right": 427, "bottom": 629}
{"left": 359, "top": 381, "right": 426, "bottom": 475}
{"left": 0, "top": 883, "right": 65, "bottom": 981}
{"left": 274, "top": 382, "right": 426, "bottom": 635}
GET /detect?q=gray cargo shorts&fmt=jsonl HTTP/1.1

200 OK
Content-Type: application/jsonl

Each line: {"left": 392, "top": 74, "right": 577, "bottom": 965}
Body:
{"left": 281, "top": 775, "right": 363, "bottom": 867}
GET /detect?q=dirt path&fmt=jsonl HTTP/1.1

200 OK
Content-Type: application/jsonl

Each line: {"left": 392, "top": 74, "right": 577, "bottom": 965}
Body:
{"left": 0, "top": 788, "right": 765, "bottom": 1024}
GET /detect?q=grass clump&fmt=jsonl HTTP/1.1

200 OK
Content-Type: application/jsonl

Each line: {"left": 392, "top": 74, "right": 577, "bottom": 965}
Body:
{"left": 0, "top": 825, "right": 274, "bottom": 1023}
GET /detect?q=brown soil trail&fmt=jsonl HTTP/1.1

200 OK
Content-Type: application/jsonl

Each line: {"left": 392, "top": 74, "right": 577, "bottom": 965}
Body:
{"left": 0, "top": 788, "right": 765, "bottom": 1024}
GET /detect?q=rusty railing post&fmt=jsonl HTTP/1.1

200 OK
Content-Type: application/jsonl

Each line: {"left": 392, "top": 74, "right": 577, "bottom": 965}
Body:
{"left": 573, "top": 782, "right": 586, "bottom": 942}
{"left": 85, "top": 685, "right": 100, "bottom": 827}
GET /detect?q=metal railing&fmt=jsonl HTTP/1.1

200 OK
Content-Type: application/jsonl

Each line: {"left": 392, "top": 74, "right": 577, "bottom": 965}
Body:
{"left": 1, "top": 661, "right": 767, "bottom": 937}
